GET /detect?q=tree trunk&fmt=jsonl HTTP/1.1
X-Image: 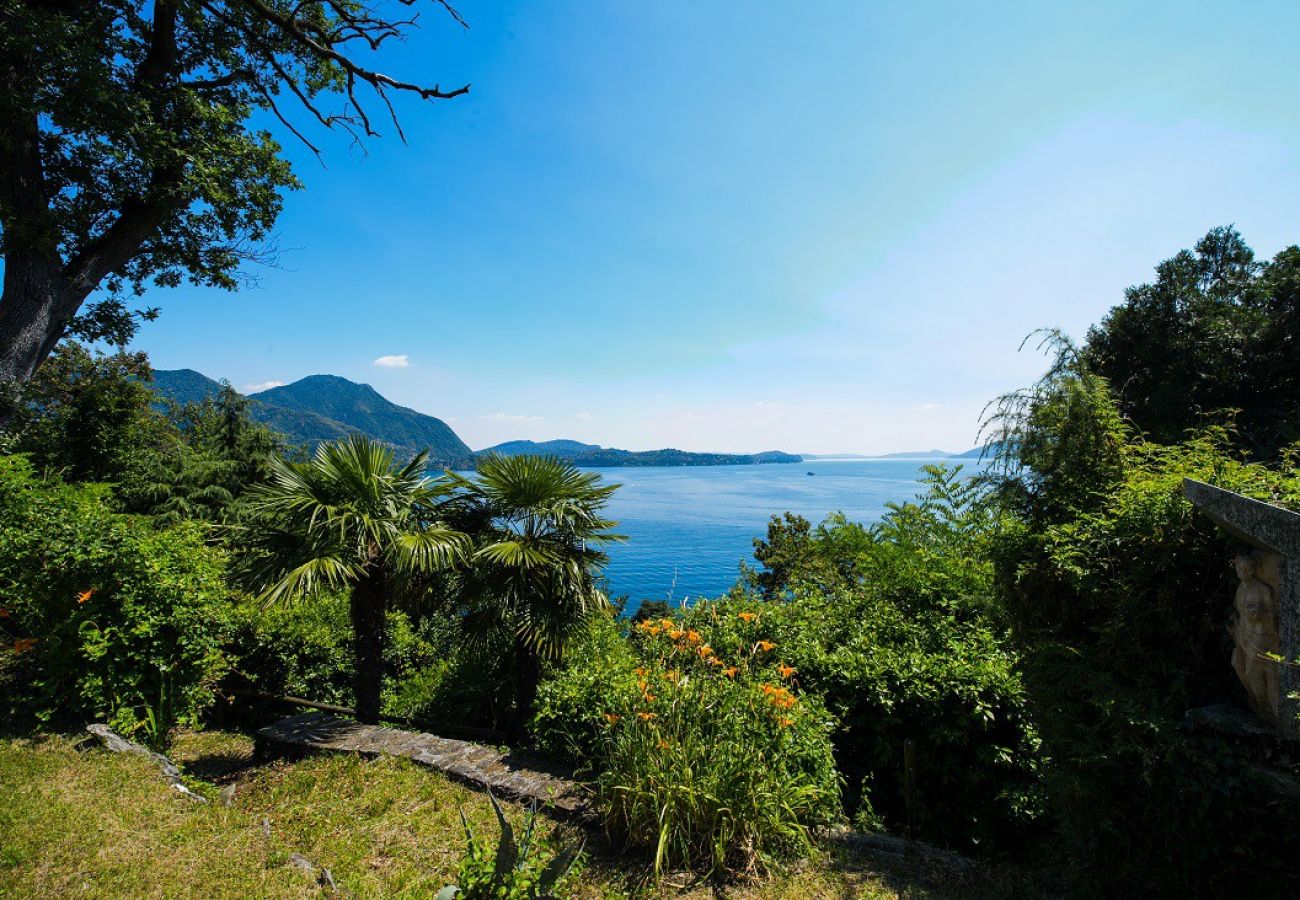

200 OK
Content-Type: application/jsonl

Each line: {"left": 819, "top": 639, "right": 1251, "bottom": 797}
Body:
{"left": 349, "top": 572, "right": 388, "bottom": 725}
{"left": 0, "top": 257, "right": 83, "bottom": 389}
{"left": 512, "top": 638, "right": 542, "bottom": 744}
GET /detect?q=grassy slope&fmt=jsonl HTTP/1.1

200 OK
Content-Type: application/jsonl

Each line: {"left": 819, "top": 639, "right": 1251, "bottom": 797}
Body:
{"left": 0, "top": 732, "right": 909, "bottom": 899}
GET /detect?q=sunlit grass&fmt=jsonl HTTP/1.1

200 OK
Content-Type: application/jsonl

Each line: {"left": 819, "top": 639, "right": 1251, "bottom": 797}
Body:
{"left": 0, "top": 731, "right": 911, "bottom": 898}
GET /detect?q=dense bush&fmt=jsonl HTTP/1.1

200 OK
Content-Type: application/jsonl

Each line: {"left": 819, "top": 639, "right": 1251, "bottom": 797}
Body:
{"left": 532, "top": 615, "right": 639, "bottom": 762}
{"left": 0, "top": 456, "right": 231, "bottom": 742}
{"left": 225, "top": 596, "right": 516, "bottom": 728}
{"left": 996, "top": 432, "right": 1300, "bottom": 894}
{"left": 730, "top": 467, "right": 1043, "bottom": 852}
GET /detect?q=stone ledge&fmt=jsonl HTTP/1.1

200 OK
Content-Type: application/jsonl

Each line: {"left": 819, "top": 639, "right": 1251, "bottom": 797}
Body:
{"left": 255, "top": 711, "right": 591, "bottom": 820}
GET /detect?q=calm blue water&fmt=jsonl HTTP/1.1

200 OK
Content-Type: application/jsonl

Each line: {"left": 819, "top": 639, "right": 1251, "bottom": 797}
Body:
{"left": 589, "top": 457, "right": 970, "bottom": 613}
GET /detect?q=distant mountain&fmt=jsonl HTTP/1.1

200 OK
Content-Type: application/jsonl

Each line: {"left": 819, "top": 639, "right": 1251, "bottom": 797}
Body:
{"left": 569, "top": 448, "right": 800, "bottom": 467}
{"left": 948, "top": 444, "right": 1001, "bottom": 459}
{"left": 480, "top": 439, "right": 603, "bottom": 459}
{"left": 253, "top": 376, "right": 472, "bottom": 466}
{"left": 801, "top": 450, "right": 952, "bottom": 460}
{"left": 875, "top": 449, "right": 953, "bottom": 459}
{"left": 150, "top": 371, "right": 799, "bottom": 469}
{"left": 150, "top": 368, "right": 225, "bottom": 406}
{"left": 150, "top": 370, "right": 473, "bottom": 467}
{"left": 479, "top": 439, "right": 801, "bottom": 467}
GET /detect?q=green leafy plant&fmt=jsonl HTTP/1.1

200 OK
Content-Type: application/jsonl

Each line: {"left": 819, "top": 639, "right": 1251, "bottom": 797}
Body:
{"left": 437, "top": 793, "right": 582, "bottom": 900}
{"left": 0, "top": 455, "right": 232, "bottom": 741}
{"left": 596, "top": 616, "right": 841, "bottom": 880}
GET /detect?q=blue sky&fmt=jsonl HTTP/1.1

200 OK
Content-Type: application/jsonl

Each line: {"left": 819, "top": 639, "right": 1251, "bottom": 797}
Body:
{"left": 137, "top": 1, "right": 1300, "bottom": 454}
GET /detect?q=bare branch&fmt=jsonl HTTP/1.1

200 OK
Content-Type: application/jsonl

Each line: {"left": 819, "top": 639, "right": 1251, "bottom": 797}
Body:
{"left": 258, "top": 86, "right": 324, "bottom": 160}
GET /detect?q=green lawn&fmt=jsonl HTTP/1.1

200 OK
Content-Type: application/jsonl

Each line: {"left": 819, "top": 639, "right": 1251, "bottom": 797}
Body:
{"left": 0, "top": 731, "right": 924, "bottom": 899}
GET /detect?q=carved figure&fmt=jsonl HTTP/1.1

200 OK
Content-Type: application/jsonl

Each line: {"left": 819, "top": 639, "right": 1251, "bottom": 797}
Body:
{"left": 1231, "top": 554, "right": 1282, "bottom": 725}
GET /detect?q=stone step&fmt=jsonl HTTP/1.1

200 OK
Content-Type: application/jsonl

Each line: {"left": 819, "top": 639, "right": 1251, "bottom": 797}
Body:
{"left": 256, "top": 711, "right": 590, "bottom": 820}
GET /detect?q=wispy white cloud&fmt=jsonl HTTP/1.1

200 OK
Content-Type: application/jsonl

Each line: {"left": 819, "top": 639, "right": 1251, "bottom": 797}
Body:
{"left": 575, "top": 411, "right": 593, "bottom": 420}
{"left": 909, "top": 403, "right": 942, "bottom": 412}
{"left": 373, "top": 354, "right": 410, "bottom": 368}
{"left": 245, "top": 381, "right": 285, "bottom": 393}
{"left": 483, "top": 412, "right": 544, "bottom": 423}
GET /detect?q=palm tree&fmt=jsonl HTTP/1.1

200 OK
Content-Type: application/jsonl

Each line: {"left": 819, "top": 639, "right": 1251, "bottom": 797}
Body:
{"left": 240, "top": 435, "right": 467, "bottom": 723}
{"left": 449, "top": 454, "right": 623, "bottom": 739}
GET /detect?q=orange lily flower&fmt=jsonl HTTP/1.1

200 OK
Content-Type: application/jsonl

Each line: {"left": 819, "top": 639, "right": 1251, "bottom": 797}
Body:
{"left": 738, "top": 611, "right": 757, "bottom": 622}
{"left": 637, "top": 711, "right": 656, "bottom": 721}
{"left": 778, "top": 717, "right": 794, "bottom": 728}
{"left": 756, "top": 640, "right": 776, "bottom": 652}
{"left": 77, "top": 589, "right": 94, "bottom": 604}
{"left": 778, "top": 664, "right": 796, "bottom": 679}
{"left": 604, "top": 713, "right": 621, "bottom": 724}
{"left": 11, "top": 637, "right": 38, "bottom": 654}
{"left": 722, "top": 666, "right": 738, "bottom": 678}
{"left": 685, "top": 630, "right": 702, "bottom": 644}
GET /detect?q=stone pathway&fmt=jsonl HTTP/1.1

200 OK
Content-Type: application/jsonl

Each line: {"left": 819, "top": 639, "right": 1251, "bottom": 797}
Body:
{"left": 256, "top": 711, "right": 590, "bottom": 820}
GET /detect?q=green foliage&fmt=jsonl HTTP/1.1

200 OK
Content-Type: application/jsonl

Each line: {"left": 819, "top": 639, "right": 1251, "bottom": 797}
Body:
{"left": 2, "top": 342, "right": 168, "bottom": 483}
{"left": 438, "top": 793, "right": 583, "bottom": 900}
{"left": 225, "top": 594, "right": 506, "bottom": 728}
{"left": 994, "top": 428, "right": 1300, "bottom": 893}
{"left": 1083, "top": 226, "right": 1300, "bottom": 458}
{"left": 226, "top": 594, "right": 355, "bottom": 707}
{"left": 532, "top": 616, "right": 640, "bottom": 762}
{"left": 236, "top": 435, "right": 466, "bottom": 722}
{"left": 117, "top": 384, "right": 286, "bottom": 525}
{"left": 735, "top": 467, "right": 1042, "bottom": 852}
{"left": 0, "top": 455, "right": 230, "bottom": 741}
{"left": 596, "top": 615, "right": 842, "bottom": 880}
{"left": 449, "top": 455, "right": 624, "bottom": 660}
{"left": 3, "top": 343, "right": 286, "bottom": 529}
{"left": 982, "top": 330, "right": 1129, "bottom": 522}
{"left": 447, "top": 454, "right": 623, "bottom": 736}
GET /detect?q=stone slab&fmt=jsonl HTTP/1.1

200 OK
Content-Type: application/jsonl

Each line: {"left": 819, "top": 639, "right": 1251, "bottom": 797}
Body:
{"left": 256, "top": 712, "right": 590, "bottom": 819}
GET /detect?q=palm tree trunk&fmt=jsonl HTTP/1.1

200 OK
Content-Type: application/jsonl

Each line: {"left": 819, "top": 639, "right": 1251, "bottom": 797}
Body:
{"left": 349, "top": 571, "right": 388, "bottom": 725}
{"left": 512, "top": 637, "right": 542, "bottom": 744}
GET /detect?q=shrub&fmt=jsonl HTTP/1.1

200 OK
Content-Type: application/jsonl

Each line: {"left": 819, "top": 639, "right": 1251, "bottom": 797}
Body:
{"left": 225, "top": 594, "right": 356, "bottom": 707}
{"left": 438, "top": 793, "right": 583, "bottom": 900}
{"left": 532, "top": 615, "right": 639, "bottom": 762}
{"left": 595, "top": 616, "right": 841, "bottom": 879}
{"left": 996, "top": 433, "right": 1300, "bottom": 893}
{"left": 678, "top": 590, "right": 1040, "bottom": 854}
{"left": 225, "top": 597, "right": 509, "bottom": 728}
{"left": 731, "top": 466, "right": 1043, "bottom": 853}
{"left": 0, "top": 455, "right": 231, "bottom": 742}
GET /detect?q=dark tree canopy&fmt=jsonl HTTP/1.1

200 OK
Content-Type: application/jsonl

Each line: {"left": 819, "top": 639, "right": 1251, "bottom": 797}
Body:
{"left": 0, "top": 0, "right": 467, "bottom": 388}
{"left": 1082, "top": 226, "right": 1300, "bottom": 458}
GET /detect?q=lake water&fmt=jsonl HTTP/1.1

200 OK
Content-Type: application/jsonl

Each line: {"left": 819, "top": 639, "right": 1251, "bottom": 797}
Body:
{"left": 590, "top": 457, "right": 972, "bottom": 613}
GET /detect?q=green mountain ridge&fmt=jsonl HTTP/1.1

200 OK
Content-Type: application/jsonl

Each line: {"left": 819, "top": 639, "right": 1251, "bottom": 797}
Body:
{"left": 480, "top": 439, "right": 801, "bottom": 467}
{"left": 151, "top": 370, "right": 803, "bottom": 468}
{"left": 150, "top": 369, "right": 473, "bottom": 467}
